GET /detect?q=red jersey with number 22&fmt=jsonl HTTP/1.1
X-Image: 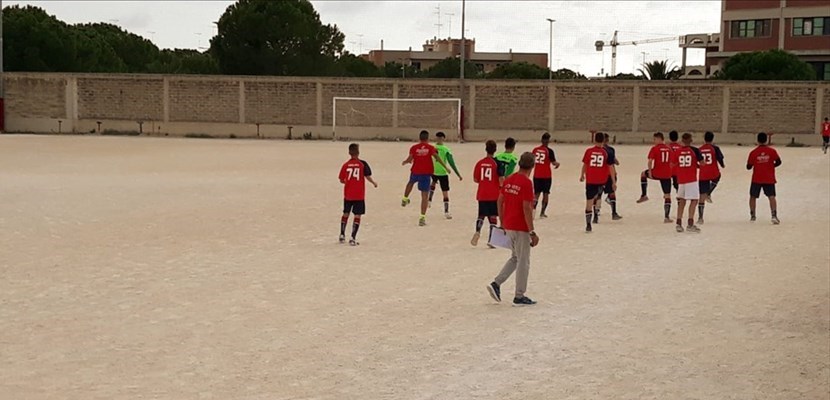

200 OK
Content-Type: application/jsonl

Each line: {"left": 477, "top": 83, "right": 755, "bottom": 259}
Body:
{"left": 582, "top": 146, "right": 609, "bottom": 185}
{"left": 339, "top": 159, "right": 372, "bottom": 201}
{"left": 647, "top": 144, "right": 673, "bottom": 179}
{"left": 473, "top": 157, "right": 500, "bottom": 201}
{"left": 409, "top": 143, "right": 437, "bottom": 175}
{"left": 673, "top": 146, "right": 699, "bottom": 184}
{"left": 532, "top": 145, "right": 556, "bottom": 179}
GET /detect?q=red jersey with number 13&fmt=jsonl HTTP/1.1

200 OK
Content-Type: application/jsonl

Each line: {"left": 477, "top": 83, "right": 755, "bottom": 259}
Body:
{"left": 698, "top": 144, "right": 721, "bottom": 180}
{"left": 673, "top": 146, "right": 699, "bottom": 184}
{"left": 473, "top": 157, "right": 501, "bottom": 201}
{"left": 582, "top": 146, "right": 609, "bottom": 185}
{"left": 647, "top": 143, "right": 672, "bottom": 179}
{"left": 339, "top": 159, "right": 372, "bottom": 201}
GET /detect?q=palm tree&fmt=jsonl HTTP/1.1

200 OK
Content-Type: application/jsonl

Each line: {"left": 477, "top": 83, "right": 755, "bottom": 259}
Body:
{"left": 638, "top": 60, "right": 681, "bottom": 80}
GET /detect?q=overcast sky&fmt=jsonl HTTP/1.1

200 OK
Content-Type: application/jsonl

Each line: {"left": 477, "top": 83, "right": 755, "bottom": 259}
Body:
{"left": 7, "top": 0, "right": 722, "bottom": 76}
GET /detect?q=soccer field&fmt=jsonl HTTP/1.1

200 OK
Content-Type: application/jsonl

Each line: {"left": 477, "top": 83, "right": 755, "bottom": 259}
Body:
{"left": 1, "top": 135, "right": 828, "bottom": 399}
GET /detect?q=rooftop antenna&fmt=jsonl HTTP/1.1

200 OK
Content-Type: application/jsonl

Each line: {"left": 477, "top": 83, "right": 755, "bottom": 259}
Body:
{"left": 445, "top": 12, "right": 455, "bottom": 38}
{"left": 434, "top": 4, "right": 443, "bottom": 38}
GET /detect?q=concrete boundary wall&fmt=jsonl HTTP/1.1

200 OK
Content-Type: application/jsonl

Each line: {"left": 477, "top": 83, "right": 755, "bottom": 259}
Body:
{"left": 3, "top": 72, "right": 829, "bottom": 145}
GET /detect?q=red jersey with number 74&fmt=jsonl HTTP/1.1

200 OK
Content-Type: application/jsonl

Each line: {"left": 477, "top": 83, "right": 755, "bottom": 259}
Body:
{"left": 673, "top": 146, "right": 699, "bottom": 184}
{"left": 339, "top": 159, "right": 372, "bottom": 201}
{"left": 582, "top": 146, "right": 609, "bottom": 185}
{"left": 647, "top": 144, "right": 673, "bottom": 179}
{"left": 473, "top": 157, "right": 501, "bottom": 201}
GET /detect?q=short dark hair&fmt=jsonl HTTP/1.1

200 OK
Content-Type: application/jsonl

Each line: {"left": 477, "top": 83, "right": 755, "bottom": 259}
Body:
{"left": 419, "top": 130, "right": 429, "bottom": 141}
{"left": 704, "top": 131, "right": 714, "bottom": 143}
{"left": 505, "top": 137, "right": 516, "bottom": 149}
{"left": 603, "top": 132, "right": 610, "bottom": 142}
{"left": 681, "top": 132, "right": 692, "bottom": 143}
{"left": 485, "top": 140, "right": 497, "bottom": 155}
{"left": 757, "top": 132, "right": 768, "bottom": 144}
{"left": 541, "top": 132, "right": 551, "bottom": 141}
{"left": 435, "top": 131, "right": 446, "bottom": 138}
{"left": 348, "top": 143, "right": 359, "bottom": 155}
{"left": 594, "top": 132, "right": 604, "bottom": 143}
{"left": 518, "top": 152, "right": 535, "bottom": 170}
{"left": 669, "top": 130, "right": 679, "bottom": 141}
{"left": 654, "top": 132, "right": 664, "bottom": 140}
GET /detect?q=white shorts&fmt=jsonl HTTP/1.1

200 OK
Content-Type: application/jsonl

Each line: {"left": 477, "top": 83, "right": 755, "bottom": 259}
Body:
{"left": 677, "top": 182, "right": 700, "bottom": 200}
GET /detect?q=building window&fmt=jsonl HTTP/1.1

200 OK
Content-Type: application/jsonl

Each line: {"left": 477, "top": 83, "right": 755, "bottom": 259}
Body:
{"left": 793, "top": 17, "right": 829, "bottom": 36}
{"left": 730, "top": 19, "right": 771, "bottom": 38}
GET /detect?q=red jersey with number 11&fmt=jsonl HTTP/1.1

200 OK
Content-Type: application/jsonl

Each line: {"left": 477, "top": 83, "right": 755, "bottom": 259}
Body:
{"left": 582, "top": 146, "right": 609, "bottom": 185}
{"left": 647, "top": 143, "right": 672, "bottom": 179}
{"left": 473, "top": 157, "right": 501, "bottom": 201}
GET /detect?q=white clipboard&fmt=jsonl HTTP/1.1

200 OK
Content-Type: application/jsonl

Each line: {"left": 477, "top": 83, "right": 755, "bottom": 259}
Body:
{"left": 488, "top": 227, "right": 513, "bottom": 249}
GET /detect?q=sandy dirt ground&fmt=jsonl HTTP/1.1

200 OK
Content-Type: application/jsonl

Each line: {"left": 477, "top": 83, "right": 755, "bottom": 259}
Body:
{"left": 1, "top": 135, "right": 828, "bottom": 400}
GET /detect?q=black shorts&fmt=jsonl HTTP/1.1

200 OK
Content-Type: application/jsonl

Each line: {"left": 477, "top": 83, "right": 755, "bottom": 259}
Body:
{"left": 432, "top": 175, "right": 450, "bottom": 191}
{"left": 645, "top": 171, "right": 672, "bottom": 194}
{"left": 823, "top": 136, "right": 829, "bottom": 144}
{"left": 603, "top": 176, "right": 615, "bottom": 194}
{"left": 343, "top": 200, "right": 366, "bottom": 215}
{"left": 478, "top": 201, "right": 498, "bottom": 217}
{"left": 533, "top": 178, "right": 552, "bottom": 194}
{"left": 586, "top": 184, "right": 603, "bottom": 200}
{"left": 672, "top": 175, "right": 678, "bottom": 191}
{"left": 699, "top": 180, "right": 713, "bottom": 194}
{"left": 750, "top": 183, "right": 776, "bottom": 198}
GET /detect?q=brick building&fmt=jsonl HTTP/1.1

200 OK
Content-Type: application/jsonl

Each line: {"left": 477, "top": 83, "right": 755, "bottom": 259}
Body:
{"left": 683, "top": 0, "right": 830, "bottom": 79}
{"left": 361, "top": 38, "right": 548, "bottom": 74}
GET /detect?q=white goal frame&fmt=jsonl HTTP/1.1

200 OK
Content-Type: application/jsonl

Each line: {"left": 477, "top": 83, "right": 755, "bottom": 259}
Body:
{"left": 332, "top": 97, "right": 462, "bottom": 141}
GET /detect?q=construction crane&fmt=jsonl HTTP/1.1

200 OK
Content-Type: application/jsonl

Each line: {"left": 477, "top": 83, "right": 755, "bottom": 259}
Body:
{"left": 595, "top": 31, "right": 678, "bottom": 76}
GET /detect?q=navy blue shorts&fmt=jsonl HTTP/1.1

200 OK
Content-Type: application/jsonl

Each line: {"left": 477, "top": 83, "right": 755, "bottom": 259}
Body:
{"left": 410, "top": 174, "right": 432, "bottom": 192}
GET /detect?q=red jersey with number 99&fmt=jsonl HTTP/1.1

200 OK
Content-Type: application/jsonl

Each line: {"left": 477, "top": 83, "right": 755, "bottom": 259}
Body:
{"left": 473, "top": 157, "right": 501, "bottom": 201}
{"left": 673, "top": 146, "right": 699, "bottom": 184}
{"left": 582, "top": 146, "right": 609, "bottom": 185}
{"left": 339, "top": 159, "right": 372, "bottom": 201}
{"left": 647, "top": 144, "right": 672, "bottom": 179}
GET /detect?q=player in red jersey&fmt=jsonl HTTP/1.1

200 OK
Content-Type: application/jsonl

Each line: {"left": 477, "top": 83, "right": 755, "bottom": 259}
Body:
{"left": 338, "top": 143, "right": 378, "bottom": 246}
{"left": 637, "top": 132, "right": 675, "bottom": 222}
{"left": 822, "top": 117, "right": 829, "bottom": 154}
{"left": 668, "top": 130, "right": 681, "bottom": 191}
{"left": 747, "top": 132, "right": 782, "bottom": 224}
{"left": 471, "top": 140, "right": 503, "bottom": 247}
{"left": 697, "top": 131, "right": 725, "bottom": 224}
{"left": 672, "top": 133, "right": 703, "bottom": 233}
{"left": 580, "top": 131, "right": 612, "bottom": 232}
{"left": 531, "top": 132, "right": 560, "bottom": 219}
{"left": 597, "top": 132, "right": 622, "bottom": 221}
{"left": 401, "top": 130, "right": 450, "bottom": 226}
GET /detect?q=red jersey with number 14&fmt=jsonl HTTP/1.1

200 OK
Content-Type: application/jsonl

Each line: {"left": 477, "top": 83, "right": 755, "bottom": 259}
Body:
{"left": 532, "top": 145, "right": 556, "bottom": 179}
{"left": 698, "top": 143, "right": 721, "bottom": 180}
{"left": 647, "top": 143, "right": 672, "bottom": 179}
{"left": 582, "top": 146, "right": 609, "bottom": 185}
{"left": 673, "top": 146, "right": 699, "bottom": 184}
{"left": 339, "top": 158, "right": 372, "bottom": 201}
{"left": 473, "top": 157, "right": 501, "bottom": 201}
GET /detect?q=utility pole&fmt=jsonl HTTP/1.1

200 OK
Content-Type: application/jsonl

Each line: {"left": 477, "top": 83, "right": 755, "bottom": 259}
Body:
{"left": 547, "top": 18, "right": 555, "bottom": 80}
{"left": 1, "top": 0, "right": 5, "bottom": 133}
{"left": 459, "top": 0, "right": 466, "bottom": 142}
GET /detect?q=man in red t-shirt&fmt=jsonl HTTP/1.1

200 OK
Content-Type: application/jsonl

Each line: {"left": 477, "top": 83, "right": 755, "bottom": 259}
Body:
{"left": 401, "top": 130, "right": 450, "bottom": 226}
{"left": 697, "top": 131, "right": 725, "bottom": 224}
{"left": 471, "top": 140, "right": 503, "bottom": 247}
{"left": 338, "top": 143, "right": 378, "bottom": 246}
{"left": 821, "top": 117, "right": 829, "bottom": 154}
{"left": 747, "top": 132, "right": 782, "bottom": 224}
{"left": 580, "top": 131, "right": 612, "bottom": 232}
{"left": 486, "top": 152, "right": 539, "bottom": 306}
{"left": 531, "top": 132, "right": 560, "bottom": 219}
{"left": 672, "top": 133, "right": 703, "bottom": 233}
{"left": 637, "top": 132, "right": 675, "bottom": 223}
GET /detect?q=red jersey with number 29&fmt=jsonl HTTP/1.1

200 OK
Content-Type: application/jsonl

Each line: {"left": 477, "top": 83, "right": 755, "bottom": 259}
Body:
{"left": 473, "top": 157, "right": 501, "bottom": 201}
{"left": 582, "top": 146, "right": 609, "bottom": 185}
{"left": 339, "top": 159, "right": 372, "bottom": 201}
{"left": 698, "top": 144, "right": 721, "bottom": 180}
{"left": 673, "top": 146, "right": 699, "bottom": 184}
{"left": 647, "top": 144, "right": 673, "bottom": 179}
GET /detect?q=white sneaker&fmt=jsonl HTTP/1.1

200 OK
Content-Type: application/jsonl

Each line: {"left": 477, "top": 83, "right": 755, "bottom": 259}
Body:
{"left": 444, "top": 213, "right": 453, "bottom": 220}
{"left": 771, "top": 216, "right": 780, "bottom": 225}
{"left": 471, "top": 232, "right": 480, "bottom": 246}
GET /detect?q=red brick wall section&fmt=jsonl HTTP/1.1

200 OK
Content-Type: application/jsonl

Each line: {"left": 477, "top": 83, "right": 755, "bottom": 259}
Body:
{"left": 555, "top": 85, "right": 634, "bottom": 132}
{"left": 78, "top": 77, "right": 163, "bottom": 120}
{"left": 4, "top": 76, "right": 66, "bottom": 119}
{"left": 245, "top": 81, "right": 316, "bottom": 125}
{"left": 729, "top": 86, "right": 817, "bottom": 134}
{"left": 322, "top": 83, "right": 394, "bottom": 127}
{"left": 639, "top": 86, "right": 724, "bottom": 133}
{"left": 474, "top": 85, "right": 548, "bottom": 130}
{"left": 168, "top": 78, "right": 239, "bottom": 123}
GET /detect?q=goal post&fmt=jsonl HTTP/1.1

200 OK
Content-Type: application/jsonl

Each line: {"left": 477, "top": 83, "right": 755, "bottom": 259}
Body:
{"left": 332, "top": 97, "right": 462, "bottom": 142}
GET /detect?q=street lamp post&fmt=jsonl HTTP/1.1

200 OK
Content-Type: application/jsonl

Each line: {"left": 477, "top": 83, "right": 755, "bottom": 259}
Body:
{"left": 1, "top": 0, "right": 5, "bottom": 132}
{"left": 547, "top": 18, "right": 555, "bottom": 80}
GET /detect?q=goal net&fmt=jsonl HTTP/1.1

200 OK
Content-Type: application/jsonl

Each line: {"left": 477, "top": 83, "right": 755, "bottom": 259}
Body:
{"left": 332, "top": 97, "right": 461, "bottom": 141}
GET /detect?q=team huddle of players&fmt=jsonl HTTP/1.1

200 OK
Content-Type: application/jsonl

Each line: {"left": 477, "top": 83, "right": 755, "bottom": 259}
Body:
{"left": 338, "top": 128, "right": 789, "bottom": 245}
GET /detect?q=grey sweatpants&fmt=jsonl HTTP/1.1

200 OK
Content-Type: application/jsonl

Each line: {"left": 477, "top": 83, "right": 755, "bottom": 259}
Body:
{"left": 494, "top": 230, "right": 531, "bottom": 298}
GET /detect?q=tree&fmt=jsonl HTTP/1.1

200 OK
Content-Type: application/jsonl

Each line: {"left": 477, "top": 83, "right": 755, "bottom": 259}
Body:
{"left": 210, "top": 0, "right": 345, "bottom": 76}
{"left": 716, "top": 49, "right": 816, "bottom": 80}
{"left": 74, "top": 23, "right": 160, "bottom": 73}
{"left": 382, "top": 62, "right": 420, "bottom": 78}
{"left": 422, "top": 57, "right": 481, "bottom": 79}
{"left": 608, "top": 73, "right": 645, "bottom": 80}
{"left": 551, "top": 68, "right": 587, "bottom": 80}
{"left": 332, "top": 53, "right": 382, "bottom": 77}
{"left": 638, "top": 60, "right": 680, "bottom": 80}
{"left": 146, "top": 49, "right": 219, "bottom": 75}
{"left": 486, "top": 62, "right": 548, "bottom": 79}
{"left": 2, "top": 5, "right": 78, "bottom": 72}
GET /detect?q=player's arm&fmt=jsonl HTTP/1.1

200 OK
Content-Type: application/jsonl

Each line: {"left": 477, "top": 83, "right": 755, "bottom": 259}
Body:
{"left": 773, "top": 154, "right": 782, "bottom": 168}
{"left": 446, "top": 152, "right": 462, "bottom": 180}
{"left": 523, "top": 199, "right": 538, "bottom": 246}
{"left": 549, "top": 148, "right": 560, "bottom": 168}
{"left": 746, "top": 153, "right": 753, "bottom": 170}
{"left": 647, "top": 157, "right": 655, "bottom": 174}
{"left": 472, "top": 165, "right": 481, "bottom": 183}
{"left": 496, "top": 193, "right": 505, "bottom": 225}
{"left": 716, "top": 146, "right": 725, "bottom": 168}
{"left": 579, "top": 162, "right": 587, "bottom": 182}
{"left": 362, "top": 161, "right": 378, "bottom": 187}
{"left": 609, "top": 164, "right": 618, "bottom": 190}
{"left": 401, "top": 155, "right": 413, "bottom": 165}
{"left": 338, "top": 166, "right": 347, "bottom": 184}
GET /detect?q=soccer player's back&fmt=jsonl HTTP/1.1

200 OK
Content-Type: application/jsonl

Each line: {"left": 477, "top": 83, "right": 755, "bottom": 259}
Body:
{"left": 401, "top": 130, "right": 450, "bottom": 226}
{"left": 430, "top": 131, "right": 463, "bottom": 219}
{"left": 747, "top": 132, "right": 782, "bottom": 224}
{"left": 673, "top": 133, "right": 702, "bottom": 233}
{"left": 471, "top": 140, "right": 501, "bottom": 247}
{"left": 531, "top": 132, "right": 559, "bottom": 218}
{"left": 495, "top": 137, "right": 519, "bottom": 179}
{"left": 822, "top": 117, "right": 830, "bottom": 154}
{"left": 638, "top": 132, "right": 674, "bottom": 222}
{"left": 580, "top": 132, "right": 611, "bottom": 232}
{"left": 338, "top": 143, "right": 377, "bottom": 246}
{"left": 697, "top": 131, "right": 725, "bottom": 224}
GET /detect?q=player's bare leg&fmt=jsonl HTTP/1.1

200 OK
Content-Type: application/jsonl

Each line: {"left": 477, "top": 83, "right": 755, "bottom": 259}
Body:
{"left": 428, "top": 182, "right": 436, "bottom": 208}
{"left": 339, "top": 213, "right": 349, "bottom": 243}
{"left": 676, "top": 198, "right": 687, "bottom": 232}
{"left": 402, "top": 182, "right": 415, "bottom": 207}
{"left": 687, "top": 200, "right": 701, "bottom": 232}
{"left": 749, "top": 197, "right": 757, "bottom": 222}
{"left": 769, "top": 196, "right": 779, "bottom": 224}
{"left": 442, "top": 191, "right": 452, "bottom": 219}
{"left": 419, "top": 191, "right": 429, "bottom": 226}
{"left": 540, "top": 193, "right": 550, "bottom": 218}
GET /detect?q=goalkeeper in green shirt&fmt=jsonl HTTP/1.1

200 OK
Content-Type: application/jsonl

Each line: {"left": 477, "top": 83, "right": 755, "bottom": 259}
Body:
{"left": 429, "top": 131, "right": 463, "bottom": 219}
{"left": 495, "top": 137, "right": 519, "bottom": 184}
